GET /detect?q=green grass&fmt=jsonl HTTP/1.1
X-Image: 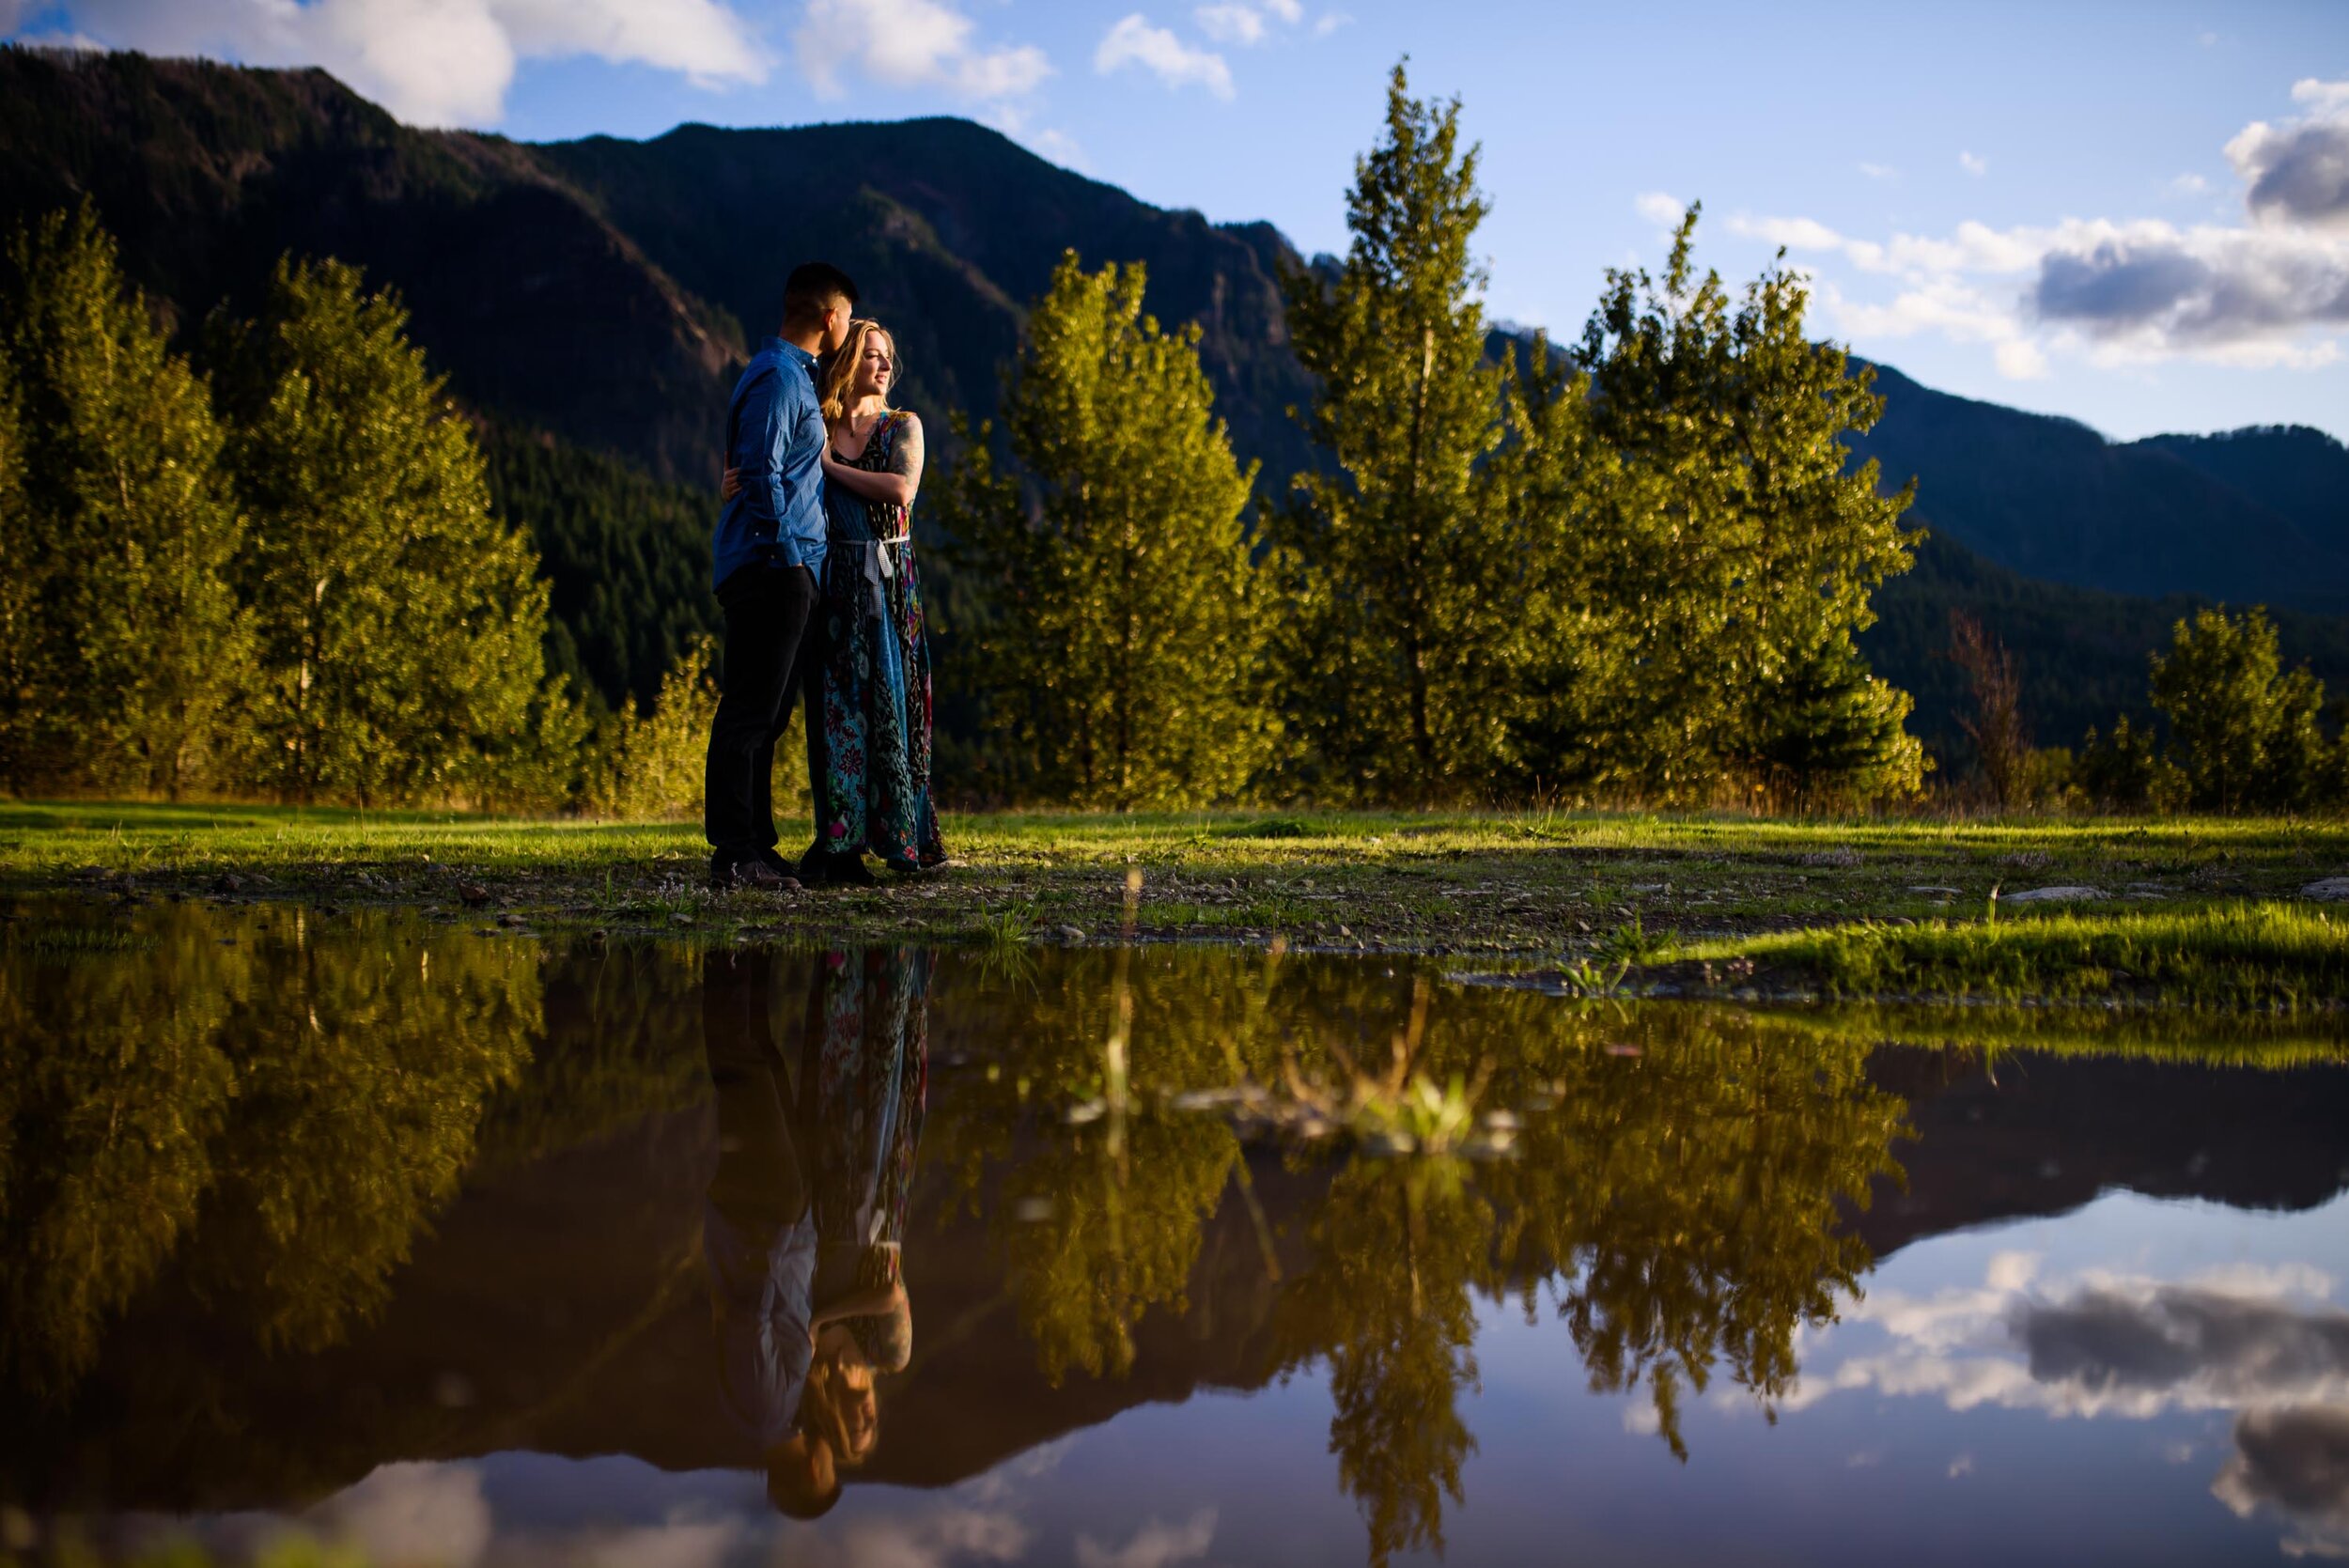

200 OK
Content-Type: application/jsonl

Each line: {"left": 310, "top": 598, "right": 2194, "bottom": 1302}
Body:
{"left": 7, "top": 800, "right": 2349, "bottom": 972}
{"left": 1672, "top": 902, "right": 2349, "bottom": 1010}
{"left": 1741, "top": 995, "right": 2349, "bottom": 1068}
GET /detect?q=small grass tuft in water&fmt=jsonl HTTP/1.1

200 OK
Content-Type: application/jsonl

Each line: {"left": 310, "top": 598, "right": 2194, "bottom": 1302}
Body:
{"left": 9, "top": 925, "right": 160, "bottom": 957}
{"left": 1595, "top": 915, "right": 1670, "bottom": 967}
{"left": 972, "top": 905, "right": 1034, "bottom": 950}
{"left": 1675, "top": 902, "right": 2349, "bottom": 1010}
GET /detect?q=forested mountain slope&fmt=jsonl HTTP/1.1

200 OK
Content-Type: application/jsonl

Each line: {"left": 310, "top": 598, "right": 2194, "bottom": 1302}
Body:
{"left": 1850, "top": 365, "right": 2349, "bottom": 616}
{"left": 0, "top": 47, "right": 737, "bottom": 481}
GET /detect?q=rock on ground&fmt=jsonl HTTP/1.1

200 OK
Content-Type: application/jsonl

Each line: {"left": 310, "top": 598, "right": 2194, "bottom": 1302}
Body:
{"left": 2002, "top": 885, "right": 2108, "bottom": 904}
{"left": 2300, "top": 877, "right": 2349, "bottom": 902}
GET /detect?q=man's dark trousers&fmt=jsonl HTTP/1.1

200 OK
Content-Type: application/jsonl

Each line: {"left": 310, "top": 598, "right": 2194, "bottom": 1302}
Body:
{"left": 706, "top": 564, "right": 824, "bottom": 867}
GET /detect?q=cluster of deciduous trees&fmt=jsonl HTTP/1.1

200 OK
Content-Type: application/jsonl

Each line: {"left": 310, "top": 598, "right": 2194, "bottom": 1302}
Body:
{"left": 0, "top": 206, "right": 713, "bottom": 811}
{"left": 939, "top": 67, "right": 1923, "bottom": 808}
{"left": 1946, "top": 603, "right": 2349, "bottom": 815}
{"left": 2087, "top": 607, "right": 2343, "bottom": 813}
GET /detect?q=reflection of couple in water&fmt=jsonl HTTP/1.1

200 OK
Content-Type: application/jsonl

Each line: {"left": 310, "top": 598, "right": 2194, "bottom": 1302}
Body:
{"left": 700, "top": 946, "right": 929, "bottom": 1517}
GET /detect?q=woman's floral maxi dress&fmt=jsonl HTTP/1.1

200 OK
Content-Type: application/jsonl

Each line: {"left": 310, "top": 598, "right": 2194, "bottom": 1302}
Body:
{"left": 817, "top": 411, "right": 945, "bottom": 870}
{"left": 804, "top": 946, "right": 929, "bottom": 1372}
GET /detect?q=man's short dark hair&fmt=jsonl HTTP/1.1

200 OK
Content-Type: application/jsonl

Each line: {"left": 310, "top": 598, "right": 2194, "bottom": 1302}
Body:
{"left": 782, "top": 262, "right": 860, "bottom": 331}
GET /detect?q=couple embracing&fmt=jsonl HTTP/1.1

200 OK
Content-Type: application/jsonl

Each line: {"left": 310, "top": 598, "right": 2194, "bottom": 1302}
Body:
{"left": 705, "top": 261, "right": 947, "bottom": 891}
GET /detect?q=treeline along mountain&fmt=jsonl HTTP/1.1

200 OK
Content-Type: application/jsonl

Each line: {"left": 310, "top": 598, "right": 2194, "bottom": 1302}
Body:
{"left": 7, "top": 44, "right": 2348, "bottom": 769}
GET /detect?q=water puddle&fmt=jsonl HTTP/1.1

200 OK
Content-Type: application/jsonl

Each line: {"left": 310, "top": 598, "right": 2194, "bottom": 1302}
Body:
{"left": 6, "top": 897, "right": 2349, "bottom": 1565}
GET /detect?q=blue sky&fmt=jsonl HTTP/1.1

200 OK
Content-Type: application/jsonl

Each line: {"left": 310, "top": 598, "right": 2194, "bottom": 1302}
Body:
{"left": 8, "top": 0, "right": 2348, "bottom": 440}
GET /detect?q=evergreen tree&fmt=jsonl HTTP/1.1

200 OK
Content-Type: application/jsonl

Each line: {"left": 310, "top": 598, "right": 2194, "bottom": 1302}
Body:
{"left": 0, "top": 349, "right": 34, "bottom": 785}
{"left": 477, "top": 422, "right": 718, "bottom": 717}
{"left": 1277, "top": 62, "right": 1512, "bottom": 800}
{"left": 211, "top": 257, "right": 566, "bottom": 805}
{"left": 939, "top": 253, "right": 1273, "bottom": 810}
{"left": 1548, "top": 206, "right": 1921, "bottom": 802}
{"left": 1, "top": 205, "right": 252, "bottom": 797}
{"left": 2075, "top": 715, "right": 2163, "bottom": 812}
{"left": 2149, "top": 606, "right": 2329, "bottom": 813}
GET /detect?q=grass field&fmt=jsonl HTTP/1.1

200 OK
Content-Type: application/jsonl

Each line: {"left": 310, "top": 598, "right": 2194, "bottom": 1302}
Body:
{"left": 7, "top": 800, "right": 2349, "bottom": 986}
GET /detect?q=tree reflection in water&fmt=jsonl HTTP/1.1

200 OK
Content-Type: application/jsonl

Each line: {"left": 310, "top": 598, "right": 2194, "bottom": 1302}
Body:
{"left": 932, "top": 953, "right": 1910, "bottom": 1565}
{"left": 0, "top": 917, "right": 1912, "bottom": 1567}
{"left": 0, "top": 904, "right": 540, "bottom": 1402}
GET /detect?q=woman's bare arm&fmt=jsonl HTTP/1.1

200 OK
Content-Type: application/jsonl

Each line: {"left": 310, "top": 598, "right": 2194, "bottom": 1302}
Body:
{"left": 811, "top": 1279, "right": 908, "bottom": 1328}
{"left": 820, "top": 414, "right": 923, "bottom": 509}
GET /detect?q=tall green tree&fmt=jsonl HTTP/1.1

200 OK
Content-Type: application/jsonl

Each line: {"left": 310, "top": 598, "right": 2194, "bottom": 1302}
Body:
{"left": 939, "top": 252, "right": 1274, "bottom": 810}
{"left": 211, "top": 257, "right": 568, "bottom": 805}
{"left": 1277, "top": 62, "right": 1512, "bottom": 799}
{"left": 2149, "top": 606, "right": 2328, "bottom": 813}
{"left": 1533, "top": 206, "right": 1921, "bottom": 803}
{"left": 0, "top": 205, "right": 252, "bottom": 797}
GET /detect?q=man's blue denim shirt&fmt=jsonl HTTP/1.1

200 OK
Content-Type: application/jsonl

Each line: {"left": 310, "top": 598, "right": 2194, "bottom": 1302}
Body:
{"left": 712, "top": 337, "right": 827, "bottom": 593}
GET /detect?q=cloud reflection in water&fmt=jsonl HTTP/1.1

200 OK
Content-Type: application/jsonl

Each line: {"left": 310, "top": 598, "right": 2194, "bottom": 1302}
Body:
{"left": 1785, "top": 1242, "right": 2349, "bottom": 1558}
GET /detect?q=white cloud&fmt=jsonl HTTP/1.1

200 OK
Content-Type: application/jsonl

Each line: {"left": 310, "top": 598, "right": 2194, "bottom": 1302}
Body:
{"left": 313, "top": 1461, "right": 495, "bottom": 1568}
{"left": 46, "top": 0, "right": 769, "bottom": 126}
{"left": 1859, "top": 161, "right": 1898, "bottom": 181}
{"left": 493, "top": 0, "right": 761, "bottom": 88}
{"left": 1192, "top": 0, "right": 1315, "bottom": 46}
{"left": 2214, "top": 1405, "right": 2349, "bottom": 1561}
{"left": 1959, "top": 149, "right": 1988, "bottom": 177}
{"left": 1094, "top": 14, "right": 1232, "bottom": 99}
{"left": 2295, "top": 76, "right": 2349, "bottom": 115}
{"left": 1633, "top": 191, "right": 1686, "bottom": 228}
{"left": 1021, "top": 125, "right": 1088, "bottom": 170}
{"left": 816, "top": 1507, "right": 1034, "bottom": 1568}
{"left": 2225, "top": 77, "right": 2349, "bottom": 230}
{"left": 1994, "top": 338, "right": 2048, "bottom": 379}
{"left": 1704, "top": 80, "right": 2349, "bottom": 379}
{"left": 1729, "top": 212, "right": 1845, "bottom": 252}
{"left": 1782, "top": 1255, "right": 2349, "bottom": 1422}
{"left": 1194, "top": 2, "right": 1264, "bottom": 44}
{"left": 1311, "top": 9, "right": 1348, "bottom": 35}
{"left": 796, "top": 0, "right": 1050, "bottom": 102}
{"left": 1074, "top": 1509, "right": 1219, "bottom": 1568}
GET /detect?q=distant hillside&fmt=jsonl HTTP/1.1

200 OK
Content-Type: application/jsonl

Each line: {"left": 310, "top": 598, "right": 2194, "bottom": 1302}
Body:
{"left": 0, "top": 46, "right": 1310, "bottom": 484}
{"left": 2132, "top": 426, "right": 2349, "bottom": 558}
{"left": 0, "top": 46, "right": 738, "bottom": 482}
{"left": 1849, "top": 365, "right": 2349, "bottom": 616}
{"left": 535, "top": 119, "right": 1315, "bottom": 484}
{"left": 1864, "top": 532, "right": 2349, "bottom": 757}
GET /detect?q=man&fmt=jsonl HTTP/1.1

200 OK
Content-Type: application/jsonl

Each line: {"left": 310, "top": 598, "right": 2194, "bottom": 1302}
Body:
{"left": 706, "top": 262, "right": 857, "bottom": 891}
{"left": 698, "top": 947, "right": 831, "bottom": 1516}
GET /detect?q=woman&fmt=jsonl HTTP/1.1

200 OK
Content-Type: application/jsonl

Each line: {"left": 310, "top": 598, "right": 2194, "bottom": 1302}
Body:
{"left": 796, "top": 945, "right": 930, "bottom": 1498}
{"left": 803, "top": 945, "right": 926, "bottom": 1377}
{"left": 724, "top": 319, "right": 945, "bottom": 878}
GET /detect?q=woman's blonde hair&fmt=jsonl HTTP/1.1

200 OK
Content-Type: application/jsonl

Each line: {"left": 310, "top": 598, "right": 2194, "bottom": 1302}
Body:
{"left": 801, "top": 1354, "right": 879, "bottom": 1467}
{"left": 819, "top": 318, "right": 897, "bottom": 424}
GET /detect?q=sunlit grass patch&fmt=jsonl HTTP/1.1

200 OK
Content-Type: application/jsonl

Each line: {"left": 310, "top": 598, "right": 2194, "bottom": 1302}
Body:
{"left": 1673, "top": 902, "right": 2349, "bottom": 1009}
{"left": 1747, "top": 998, "right": 2349, "bottom": 1068}
{"left": 8, "top": 800, "right": 2349, "bottom": 954}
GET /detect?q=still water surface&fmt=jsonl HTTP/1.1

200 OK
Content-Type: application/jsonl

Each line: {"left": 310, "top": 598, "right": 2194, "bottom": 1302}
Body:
{"left": 5, "top": 899, "right": 2349, "bottom": 1565}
